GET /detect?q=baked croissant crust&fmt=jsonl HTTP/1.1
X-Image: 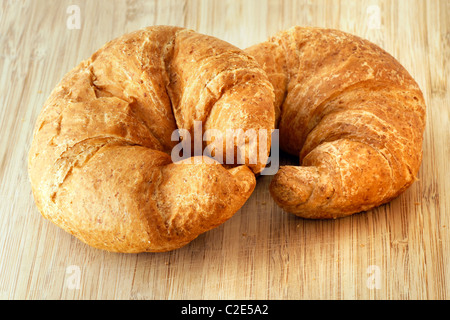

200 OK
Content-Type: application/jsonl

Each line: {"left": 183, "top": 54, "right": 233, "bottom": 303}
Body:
{"left": 28, "top": 26, "right": 275, "bottom": 252}
{"left": 246, "top": 26, "right": 426, "bottom": 219}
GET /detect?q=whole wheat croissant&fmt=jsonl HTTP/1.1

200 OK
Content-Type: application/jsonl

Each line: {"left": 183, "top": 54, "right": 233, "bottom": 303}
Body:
{"left": 245, "top": 27, "right": 426, "bottom": 219}
{"left": 28, "top": 26, "right": 275, "bottom": 252}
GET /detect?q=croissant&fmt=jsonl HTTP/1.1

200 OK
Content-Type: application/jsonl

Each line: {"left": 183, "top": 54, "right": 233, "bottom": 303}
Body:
{"left": 28, "top": 26, "right": 275, "bottom": 252}
{"left": 245, "top": 27, "right": 426, "bottom": 219}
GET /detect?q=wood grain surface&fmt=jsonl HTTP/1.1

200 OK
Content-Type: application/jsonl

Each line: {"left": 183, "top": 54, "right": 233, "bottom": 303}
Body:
{"left": 0, "top": 0, "right": 448, "bottom": 300}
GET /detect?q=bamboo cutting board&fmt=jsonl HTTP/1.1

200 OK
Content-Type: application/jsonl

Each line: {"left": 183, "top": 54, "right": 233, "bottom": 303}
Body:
{"left": 0, "top": 0, "right": 449, "bottom": 300}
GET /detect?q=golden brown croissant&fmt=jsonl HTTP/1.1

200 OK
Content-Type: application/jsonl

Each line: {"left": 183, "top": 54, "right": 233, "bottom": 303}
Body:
{"left": 245, "top": 26, "right": 426, "bottom": 219}
{"left": 28, "top": 26, "right": 275, "bottom": 252}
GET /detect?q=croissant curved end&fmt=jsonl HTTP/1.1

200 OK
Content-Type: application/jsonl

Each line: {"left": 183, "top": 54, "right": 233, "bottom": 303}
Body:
{"left": 269, "top": 166, "right": 317, "bottom": 206}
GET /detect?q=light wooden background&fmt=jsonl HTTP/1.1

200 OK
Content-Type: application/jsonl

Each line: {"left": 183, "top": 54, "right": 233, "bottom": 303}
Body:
{"left": 0, "top": 0, "right": 448, "bottom": 300}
